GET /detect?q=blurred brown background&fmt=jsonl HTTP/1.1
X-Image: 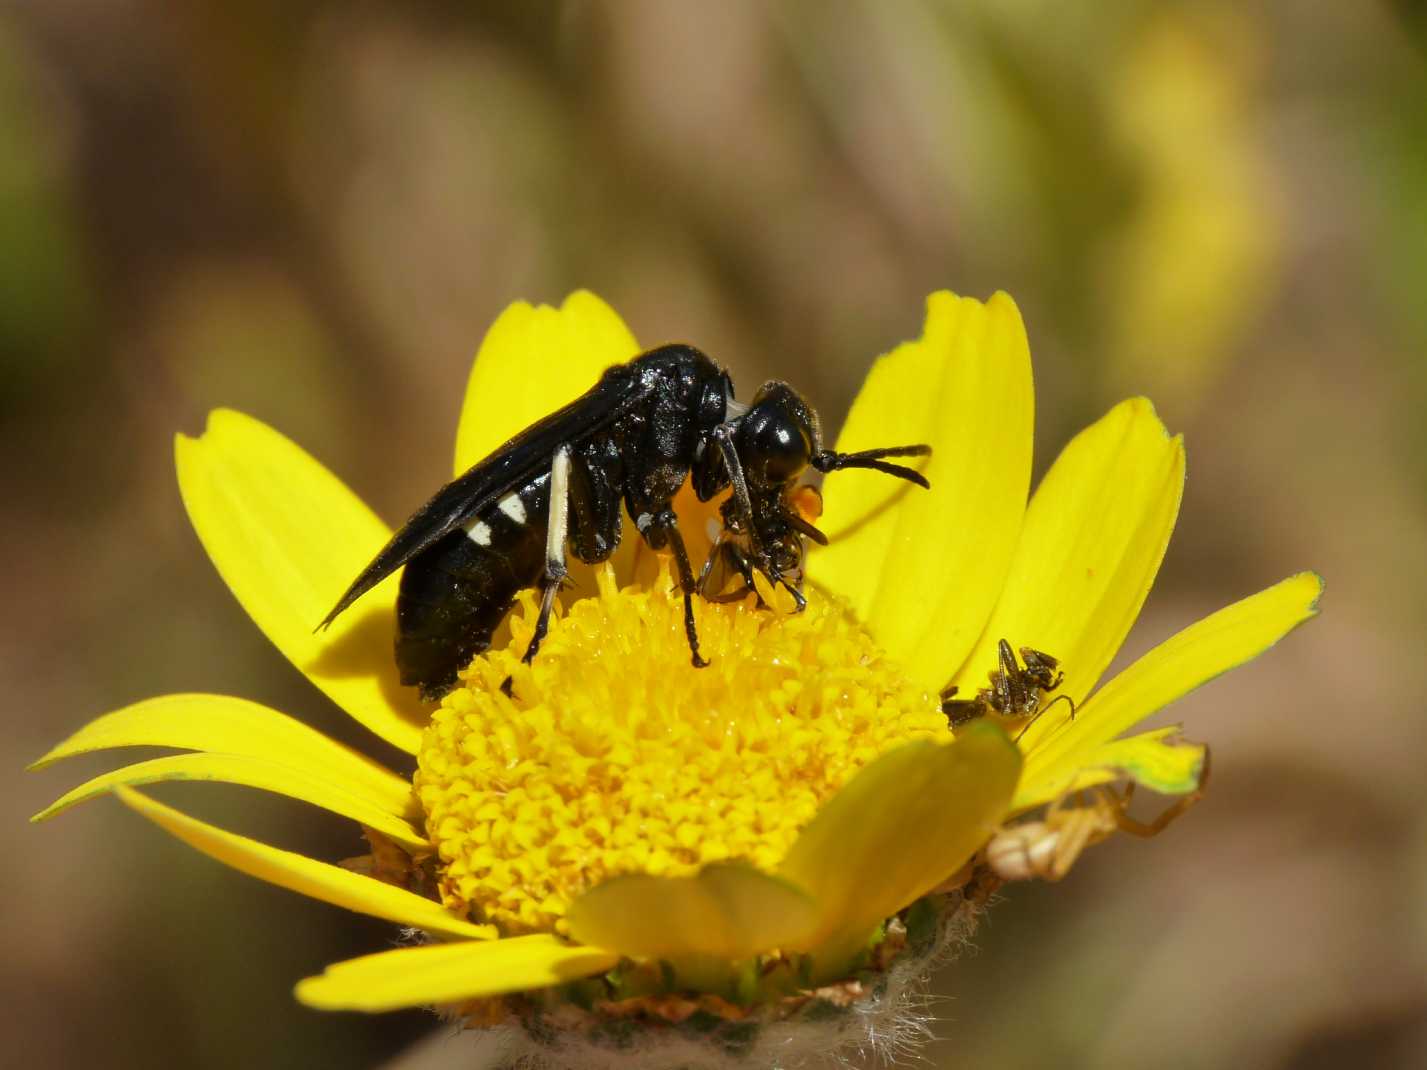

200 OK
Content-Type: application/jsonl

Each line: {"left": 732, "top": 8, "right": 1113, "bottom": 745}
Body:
{"left": 6, "top": 2, "right": 1426, "bottom": 1068}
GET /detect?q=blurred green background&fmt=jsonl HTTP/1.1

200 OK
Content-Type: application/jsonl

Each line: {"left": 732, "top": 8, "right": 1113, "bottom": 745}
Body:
{"left": 6, "top": 2, "right": 1426, "bottom": 1067}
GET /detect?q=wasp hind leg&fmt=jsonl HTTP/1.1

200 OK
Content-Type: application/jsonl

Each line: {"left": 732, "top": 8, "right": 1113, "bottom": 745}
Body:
{"left": 519, "top": 446, "right": 574, "bottom": 672}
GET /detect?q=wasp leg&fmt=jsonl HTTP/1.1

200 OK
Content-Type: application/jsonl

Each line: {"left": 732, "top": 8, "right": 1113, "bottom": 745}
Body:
{"left": 712, "top": 423, "right": 762, "bottom": 562}
{"left": 640, "top": 508, "right": 710, "bottom": 668}
{"left": 567, "top": 442, "right": 623, "bottom": 563}
{"left": 520, "top": 446, "right": 573, "bottom": 667}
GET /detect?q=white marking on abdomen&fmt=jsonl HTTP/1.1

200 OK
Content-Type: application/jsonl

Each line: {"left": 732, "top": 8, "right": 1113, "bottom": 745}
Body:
{"left": 498, "top": 493, "right": 527, "bottom": 525}
{"left": 463, "top": 517, "right": 493, "bottom": 547}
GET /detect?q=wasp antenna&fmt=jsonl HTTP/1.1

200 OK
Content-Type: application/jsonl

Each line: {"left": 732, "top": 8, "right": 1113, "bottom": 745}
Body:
{"left": 813, "top": 453, "right": 930, "bottom": 488}
{"left": 812, "top": 444, "right": 932, "bottom": 488}
{"left": 858, "top": 444, "right": 932, "bottom": 460}
{"left": 848, "top": 458, "right": 930, "bottom": 488}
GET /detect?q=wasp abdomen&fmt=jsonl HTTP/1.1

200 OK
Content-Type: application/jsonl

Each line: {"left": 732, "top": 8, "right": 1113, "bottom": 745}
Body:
{"left": 396, "top": 480, "right": 550, "bottom": 699}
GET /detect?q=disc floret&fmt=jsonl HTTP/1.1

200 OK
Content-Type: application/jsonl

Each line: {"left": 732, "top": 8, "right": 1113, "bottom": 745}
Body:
{"left": 415, "top": 565, "right": 948, "bottom": 935}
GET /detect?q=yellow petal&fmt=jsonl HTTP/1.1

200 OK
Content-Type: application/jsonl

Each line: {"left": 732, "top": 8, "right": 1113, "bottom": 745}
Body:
{"left": 565, "top": 863, "right": 817, "bottom": 961}
{"left": 115, "top": 787, "right": 492, "bottom": 941}
{"left": 954, "top": 398, "right": 1185, "bottom": 734}
{"left": 30, "top": 694, "right": 414, "bottom": 818}
{"left": 295, "top": 935, "right": 618, "bottom": 1012}
{"left": 176, "top": 410, "right": 424, "bottom": 754}
{"left": 1012, "top": 727, "right": 1206, "bottom": 811}
{"left": 778, "top": 723, "right": 1020, "bottom": 976}
{"left": 1080, "top": 728, "right": 1207, "bottom": 796}
{"left": 453, "top": 291, "right": 639, "bottom": 474}
{"left": 34, "top": 754, "right": 427, "bottom": 851}
{"left": 1020, "top": 572, "right": 1322, "bottom": 803}
{"left": 807, "top": 292, "right": 1034, "bottom": 691}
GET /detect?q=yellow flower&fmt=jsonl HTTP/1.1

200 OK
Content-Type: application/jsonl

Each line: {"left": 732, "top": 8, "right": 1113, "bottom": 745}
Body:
{"left": 30, "top": 291, "right": 1319, "bottom": 1047}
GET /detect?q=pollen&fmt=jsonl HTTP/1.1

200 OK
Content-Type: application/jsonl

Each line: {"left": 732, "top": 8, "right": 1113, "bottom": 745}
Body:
{"left": 413, "top": 564, "right": 947, "bottom": 935}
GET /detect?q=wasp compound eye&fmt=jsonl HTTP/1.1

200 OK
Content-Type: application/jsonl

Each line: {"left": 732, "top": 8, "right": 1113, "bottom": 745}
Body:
{"left": 738, "top": 406, "right": 810, "bottom": 485}
{"left": 736, "top": 382, "right": 820, "bottom": 487}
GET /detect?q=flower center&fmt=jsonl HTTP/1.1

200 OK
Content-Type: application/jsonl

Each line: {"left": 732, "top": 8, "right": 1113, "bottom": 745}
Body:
{"left": 413, "top": 565, "right": 947, "bottom": 935}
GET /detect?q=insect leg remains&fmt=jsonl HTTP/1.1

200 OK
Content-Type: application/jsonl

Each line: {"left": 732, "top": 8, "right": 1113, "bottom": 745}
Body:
{"left": 940, "top": 638, "right": 1076, "bottom": 733}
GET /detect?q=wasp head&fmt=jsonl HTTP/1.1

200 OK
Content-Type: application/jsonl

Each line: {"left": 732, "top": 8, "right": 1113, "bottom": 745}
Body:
{"left": 696, "top": 376, "right": 932, "bottom": 608}
{"left": 732, "top": 381, "right": 823, "bottom": 491}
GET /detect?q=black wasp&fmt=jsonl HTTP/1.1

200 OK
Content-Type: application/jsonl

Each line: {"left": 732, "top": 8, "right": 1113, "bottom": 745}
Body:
{"left": 941, "top": 639, "right": 1074, "bottom": 734}
{"left": 320, "top": 344, "right": 931, "bottom": 699}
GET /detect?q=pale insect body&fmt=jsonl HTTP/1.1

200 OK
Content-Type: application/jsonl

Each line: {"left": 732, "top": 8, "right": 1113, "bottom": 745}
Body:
{"left": 987, "top": 765, "right": 1209, "bottom": 882}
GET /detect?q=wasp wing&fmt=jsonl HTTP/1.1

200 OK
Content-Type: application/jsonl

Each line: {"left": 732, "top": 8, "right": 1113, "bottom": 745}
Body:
{"left": 318, "top": 364, "right": 649, "bottom": 629}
